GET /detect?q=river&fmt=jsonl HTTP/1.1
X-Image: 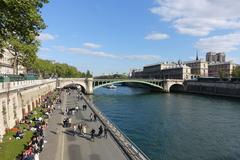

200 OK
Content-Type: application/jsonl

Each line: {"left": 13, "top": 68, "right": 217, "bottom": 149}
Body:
{"left": 90, "top": 86, "right": 240, "bottom": 160}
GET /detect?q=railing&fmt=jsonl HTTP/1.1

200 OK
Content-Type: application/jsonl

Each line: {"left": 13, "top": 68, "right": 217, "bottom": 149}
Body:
{"left": 82, "top": 94, "right": 150, "bottom": 160}
{"left": 0, "top": 79, "right": 56, "bottom": 93}
{"left": 94, "top": 78, "right": 164, "bottom": 82}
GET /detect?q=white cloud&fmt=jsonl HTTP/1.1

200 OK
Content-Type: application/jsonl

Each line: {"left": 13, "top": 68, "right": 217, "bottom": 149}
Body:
{"left": 83, "top": 42, "right": 101, "bottom": 49}
{"left": 151, "top": 0, "right": 240, "bottom": 36}
{"left": 145, "top": 32, "right": 169, "bottom": 40}
{"left": 68, "top": 48, "right": 118, "bottom": 58}
{"left": 39, "top": 47, "right": 51, "bottom": 52}
{"left": 124, "top": 55, "right": 161, "bottom": 61}
{"left": 227, "top": 56, "right": 240, "bottom": 63}
{"left": 195, "top": 33, "right": 240, "bottom": 52}
{"left": 38, "top": 33, "right": 56, "bottom": 41}
{"left": 53, "top": 45, "right": 161, "bottom": 61}
{"left": 53, "top": 45, "right": 66, "bottom": 52}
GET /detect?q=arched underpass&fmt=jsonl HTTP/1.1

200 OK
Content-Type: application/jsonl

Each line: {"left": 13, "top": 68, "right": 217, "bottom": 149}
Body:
{"left": 169, "top": 84, "right": 184, "bottom": 92}
{"left": 62, "top": 83, "right": 87, "bottom": 94}
{"left": 93, "top": 80, "right": 164, "bottom": 92}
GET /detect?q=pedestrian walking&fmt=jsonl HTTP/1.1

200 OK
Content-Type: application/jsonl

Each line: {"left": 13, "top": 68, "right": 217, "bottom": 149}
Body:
{"left": 73, "top": 124, "right": 77, "bottom": 136}
{"left": 98, "top": 125, "right": 103, "bottom": 137}
{"left": 72, "top": 109, "right": 75, "bottom": 115}
{"left": 89, "top": 113, "right": 93, "bottom": 121}
{"left": 78, "top": 123, "right": 82, "bottom": 135}
{"left": 75, "top": 106, "right": 79, "bottom": 112}
{"left": 93, "top": 114, "right": 97, "bottom": 121}
{"left": 104, "top": 126, "right": 108, "bottom": 139}
{"left": 82, "top": 124, "right": 87, "bottom": 136}
{"left": 82, "top": 104, "right": 87, "bottom": 111}
{"left": 37, "top": 136, "right": 44, "bottom": 152}
{"left": 63, "top": 117, "right": 67, "bottom": 128}
{"left": 65, "top": 108, "right": 68, "bottom": 115}
{"left": 90, "top": 129, "right": 95, "bottom": 141}
{"left": 68, "top": 118, "right": 72, "bottom": 127}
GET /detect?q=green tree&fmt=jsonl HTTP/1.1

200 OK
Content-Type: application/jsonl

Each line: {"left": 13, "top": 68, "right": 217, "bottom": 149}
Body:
{"left": 30, "top": 58, "right": 90, "bottom": 79}
{"left": 232, "top": 66, "right": 240, "bottom": 77}
{"left": 86, "top": 70, "right": 92, "bottom": 78}
{"left": 0, "top": 0, "right": 48, "bottom": 73}
{"left": 218, "top": 69, "right": 227, "bottom": 79}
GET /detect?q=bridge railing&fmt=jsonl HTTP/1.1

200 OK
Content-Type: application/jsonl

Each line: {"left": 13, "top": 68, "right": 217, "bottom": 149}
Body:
{"left": 0, "top": 79, "right": 56, "bottom": 93}
{"left": 82, "top": 94, "right": 150, "bottom": 160}
{"left": 94, "top": 78, "right": 164, "bottom": 82}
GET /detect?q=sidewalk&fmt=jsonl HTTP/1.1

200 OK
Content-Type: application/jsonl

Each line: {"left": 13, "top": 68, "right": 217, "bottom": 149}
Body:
{"left": 40, "top": 90, "right": 128, "bottom": 160}
{"left": 40, "top": 91, "right": 66, "bottom": 160}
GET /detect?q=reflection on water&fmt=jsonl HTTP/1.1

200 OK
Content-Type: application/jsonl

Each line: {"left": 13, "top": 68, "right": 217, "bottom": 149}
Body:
{"left": 90, "top": 86, "right": 240, "bottom": 160}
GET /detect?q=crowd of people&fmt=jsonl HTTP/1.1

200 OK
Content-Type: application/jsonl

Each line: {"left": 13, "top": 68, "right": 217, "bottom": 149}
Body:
{"left": 16, "top": 90, "right": 61, "bottom": 160}
{"left": 21, "top": 127, "right": 45, "bottom": 160}
{"left": 62, "top": 89, "right": 109, "bottom": 142}
{"left": 16, "top": 88, "right": 110, "bottom": 159}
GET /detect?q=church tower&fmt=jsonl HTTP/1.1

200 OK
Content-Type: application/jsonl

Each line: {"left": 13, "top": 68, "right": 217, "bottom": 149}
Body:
{"left": 196, "top": 50, "right": 199, "bottom": 61}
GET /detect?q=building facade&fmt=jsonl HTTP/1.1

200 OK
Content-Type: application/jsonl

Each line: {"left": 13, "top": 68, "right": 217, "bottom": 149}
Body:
{"left": 0, "top": 50, "right": 14, "bottom": 74}
{"left": 131, "top": 52, "right": 238, "bottom": 79}
{"left": 0, "top": 49, "right": 26, "bottom": 75}
{"left": 131, "top": 63, "right": 192, "bottom": 80}
{"left": 206, "top": 52, "right": 226, "bottom": 63}
{"left": 184, "top": 59, "right": 208, "bottom": 78}
{"left": 0, "top": 79, "right": 56, "bottom": 137}
{"left": 208, "top": 62, "right": 237, "bottom": 77}
{"left": 161, "top": 65, "right": 191, "bottom": 80}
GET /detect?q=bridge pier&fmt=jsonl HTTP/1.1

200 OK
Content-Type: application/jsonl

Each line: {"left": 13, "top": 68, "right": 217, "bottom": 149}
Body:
{"left": 85, "top": 78, "right": 93, "bottom": 94}
{"left": 163, "top": 81, "right": 171, "bottom": 92}
{"left": 163, "top": 79, "right": 185, "bottom": 92}
{"left": 57, "top": 78, "right": 94, "bottom": 94}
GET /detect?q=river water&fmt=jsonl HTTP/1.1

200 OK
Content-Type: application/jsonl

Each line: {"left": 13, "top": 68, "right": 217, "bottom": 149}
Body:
{"left": 91, "top": 86, "right": 240, "bottom": 160}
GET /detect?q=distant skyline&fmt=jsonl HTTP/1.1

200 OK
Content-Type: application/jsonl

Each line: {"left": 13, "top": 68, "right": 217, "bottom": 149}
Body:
{"left": 38, "top": 0, "right": 240, "bottom": 75}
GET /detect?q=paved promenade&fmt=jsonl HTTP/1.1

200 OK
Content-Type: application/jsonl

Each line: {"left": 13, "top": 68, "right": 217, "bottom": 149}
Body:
{"left": 40, "top": 90, "right": 128, "bottom": 160}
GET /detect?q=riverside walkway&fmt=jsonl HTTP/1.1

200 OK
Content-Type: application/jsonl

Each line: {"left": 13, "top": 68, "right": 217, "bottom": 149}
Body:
{"left": 40, "top": 90, "right": 131, "bottom": 160}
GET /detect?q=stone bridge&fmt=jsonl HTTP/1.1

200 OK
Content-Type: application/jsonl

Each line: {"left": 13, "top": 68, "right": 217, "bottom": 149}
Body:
{"left": 57, "top": 78, "right": 93, "bottom": 94}
{"left": 57, "top": 78, "right": 184, "bottom": 94}
{"left": 0, "top": 78, "right": 183, "bottom": 136}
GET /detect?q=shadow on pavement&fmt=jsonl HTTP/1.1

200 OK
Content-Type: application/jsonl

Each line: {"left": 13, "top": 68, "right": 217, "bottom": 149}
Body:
{"left": 62, "top": 130, "right": 92, "bottom": 141}
{"left": 81, "top": 118, "right": 92, "bottom": 122}
{"left": 89, "top": 154, "right": 101, "bottom": 160}
{"left": 50, "top": 130, "right": 57, "bottom": 135}
{"left": 68, "top": 144, "right": 82, "bottom": 160}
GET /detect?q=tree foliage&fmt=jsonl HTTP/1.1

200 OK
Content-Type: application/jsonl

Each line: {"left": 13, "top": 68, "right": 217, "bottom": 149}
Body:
{"left": 31, "top": 58, "right": 92, "bottom": 78}
{"left": 218, "top": 69, "right": 227, "bottom": 79}
{"left": 0, "top": 1, "right": 93, "bottom": 78}
{"left": 95, "top": 73, "right": 128, "bottom": 79}
{"left": 0, "top": 0, "right": 48, "bottom": 73}
{"left": 232, "top": 66, "right": 240, "bottom": 77}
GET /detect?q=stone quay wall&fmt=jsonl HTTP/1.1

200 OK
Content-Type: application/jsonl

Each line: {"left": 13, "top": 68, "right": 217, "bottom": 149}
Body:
{"left": 0, "top": 79, "right": 57, "bottom": 136}
{"left": 184, "top": 81, "right": 240, "bottom": 98}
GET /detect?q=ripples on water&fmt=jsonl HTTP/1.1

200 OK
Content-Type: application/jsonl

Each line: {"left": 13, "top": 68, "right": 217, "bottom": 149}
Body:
{"left": 91, "top": 86, "right": 240, "bottom": 160}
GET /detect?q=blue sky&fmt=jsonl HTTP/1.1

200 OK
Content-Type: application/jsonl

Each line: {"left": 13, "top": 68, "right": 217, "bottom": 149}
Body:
{"left": 38, "top": 0, "right": 240, "bottom": 75}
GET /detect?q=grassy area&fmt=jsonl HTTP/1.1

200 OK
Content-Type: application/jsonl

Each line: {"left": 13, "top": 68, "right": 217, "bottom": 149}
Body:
{"left": 0, "top": 91, "right": 59, "bottom": 160}
{"left": 0, "top": 130, "right": 33, "bottom": 160}
{"left": 29, "top": 107, "right": 46, "bottom": 119}
{"left": 0, "top": 106, "right": 47, "bottom": 160}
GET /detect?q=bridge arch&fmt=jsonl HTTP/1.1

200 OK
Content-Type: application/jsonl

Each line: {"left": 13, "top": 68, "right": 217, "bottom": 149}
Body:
{"left": 57, "top": 78, "right": 92, "bottom": 94}
{"left": 169, "top": 84, "right": 184, "bottom": 92}
{"left": 93, "top": 80, "right": 163, "bottom": 90}
{"left": 62, "top": 83, "right": 87, "bottom": 94}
